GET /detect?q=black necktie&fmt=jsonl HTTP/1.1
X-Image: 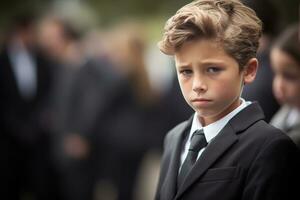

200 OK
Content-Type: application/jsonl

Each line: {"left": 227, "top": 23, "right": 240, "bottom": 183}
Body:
{"left": 178, "top": 129, "right": 207, "bottom": 188}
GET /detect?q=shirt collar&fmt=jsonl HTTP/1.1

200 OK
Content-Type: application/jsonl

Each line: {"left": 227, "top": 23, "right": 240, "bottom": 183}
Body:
{"left": 189, "top": 98, "right": 251, "bottom": 143}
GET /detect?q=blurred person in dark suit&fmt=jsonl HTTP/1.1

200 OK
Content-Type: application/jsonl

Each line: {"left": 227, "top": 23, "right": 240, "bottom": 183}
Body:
{"left": 242, "top": 0, "right": 280, "bottom": 122}
{"left": 89, "top": 23, "right": 167, "bottom": 200}
{"left": 36, "top": 15, "right": 87, "bottom": 200}
{"left": 0, "top": 14, "right": 58, "bottom": 200}
{"left": 57, "top": 57, "right": 126, "bottom": 200}
{"left": 37, "top": 16, "right": 135, "bottom": 200}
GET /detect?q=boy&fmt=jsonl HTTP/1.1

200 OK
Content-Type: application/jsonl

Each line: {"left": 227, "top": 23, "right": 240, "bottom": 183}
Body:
{"left": 270, "top": 25, "right": 300, "bottom": 147}
{"left": 155, "top": 1, "right": 300, "bottom": 200}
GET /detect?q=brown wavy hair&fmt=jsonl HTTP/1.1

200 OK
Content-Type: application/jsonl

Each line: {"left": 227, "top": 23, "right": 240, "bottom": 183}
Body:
{"left": 158, "top": 0, "right": 262, "bottom": 69}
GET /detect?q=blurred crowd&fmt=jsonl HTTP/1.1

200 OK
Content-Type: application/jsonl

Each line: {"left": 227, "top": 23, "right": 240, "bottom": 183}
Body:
{"left": 0, "top": 12, "right": 193, "bottom": 200}
{"left": 0, "top": 0, "right": 299, "bottom": 200}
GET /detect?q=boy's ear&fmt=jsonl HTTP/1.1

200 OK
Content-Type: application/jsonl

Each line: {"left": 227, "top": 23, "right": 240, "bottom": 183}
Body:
{"left": 243, "top": 58, "right": 258, "bottom": 84}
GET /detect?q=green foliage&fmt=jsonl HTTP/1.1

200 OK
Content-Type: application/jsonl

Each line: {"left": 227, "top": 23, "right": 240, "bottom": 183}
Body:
{"left": 0, "top": 0, "right": 51, "bottom": 29}
{"left": 86, "top": 0, "right": 191, "bottom": 25}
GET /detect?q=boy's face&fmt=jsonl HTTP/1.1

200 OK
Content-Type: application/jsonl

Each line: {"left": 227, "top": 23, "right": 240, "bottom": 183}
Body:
{"left": 271, "top": 48, "right": 300, "bottom": 108}
{"left": 175, "top": 39, "right": 253, "bottom": 126}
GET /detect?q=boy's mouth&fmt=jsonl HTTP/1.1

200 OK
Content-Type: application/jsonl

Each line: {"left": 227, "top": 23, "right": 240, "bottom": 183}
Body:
{"left": 191, "top": 98, "right": 213, "bottom": 106}
{"left": 191, "top": 98, "right": 212, "bottom": 102}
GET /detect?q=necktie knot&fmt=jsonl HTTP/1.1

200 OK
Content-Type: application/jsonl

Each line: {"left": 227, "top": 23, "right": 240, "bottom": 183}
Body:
{"left": 189, "top": 129, "right": 207, "bottom": 152}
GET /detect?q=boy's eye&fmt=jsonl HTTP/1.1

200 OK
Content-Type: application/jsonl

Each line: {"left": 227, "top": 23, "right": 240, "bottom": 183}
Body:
{"left": 282, "top": 72, "right": 299, "bottom": 81}
{"left": 179, "top": 69, "right": 193, "bottom": 76}
{"left": 206, "top": 67, "right": 222, "bottom": 73}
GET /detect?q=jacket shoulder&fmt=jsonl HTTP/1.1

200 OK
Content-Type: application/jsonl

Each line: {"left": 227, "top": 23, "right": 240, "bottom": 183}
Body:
{"left": 240, "top": 119, "right": 298, "bottom": 158}
{"left": 249, "top": 119, "right": 289, "bottom": 140}
{"left": 163, "top": 120, "right": 190, "bottom": 147}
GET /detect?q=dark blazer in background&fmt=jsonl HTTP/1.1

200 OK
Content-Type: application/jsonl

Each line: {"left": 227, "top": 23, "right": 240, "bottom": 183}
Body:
{"left": 155, "top": 103, "right": 300, "bottom": 200}
{"left": 0, "top": 48, "right": 52, "bottom": 145}
{"left": 242, "top": 51, "right": 280, "bottom": 122}
{"left": 0, "top": 47, "right": 56, "bottom": 200}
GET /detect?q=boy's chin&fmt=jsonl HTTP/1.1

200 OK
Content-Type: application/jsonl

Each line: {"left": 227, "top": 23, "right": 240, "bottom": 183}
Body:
{"left": 195, "top": 110, "right": 219, "bottom": 119}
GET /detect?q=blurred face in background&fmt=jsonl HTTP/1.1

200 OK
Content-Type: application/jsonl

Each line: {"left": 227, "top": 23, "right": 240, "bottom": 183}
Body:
{"left": 17, "top": 25, "right": 36, "bottom": 49}
{"left": 271, "top": 47, "right": 300, "bottom": 108}
{"left": 37, "top": 18, "right": 67, "bottom": 59}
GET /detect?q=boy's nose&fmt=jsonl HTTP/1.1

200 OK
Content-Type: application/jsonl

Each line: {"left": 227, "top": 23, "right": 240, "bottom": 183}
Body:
{"left": 192, "top": 77, "right": 207, "bottom": 93}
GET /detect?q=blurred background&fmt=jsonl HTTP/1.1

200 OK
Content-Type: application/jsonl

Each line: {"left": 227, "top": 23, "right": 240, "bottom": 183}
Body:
{"left": 0, "top": 0, "right": 299, "bottom": 200}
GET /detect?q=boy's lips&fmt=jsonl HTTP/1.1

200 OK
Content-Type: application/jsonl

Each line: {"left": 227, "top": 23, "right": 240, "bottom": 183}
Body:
{"left": 191, "top": 98, "right": 213, "bottom": 106}
{"left": 191, "top": 98, "right": 212, "bottom": 102}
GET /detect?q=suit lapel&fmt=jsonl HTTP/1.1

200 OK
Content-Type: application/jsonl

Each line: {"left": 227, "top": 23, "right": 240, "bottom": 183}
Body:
{"left": 175, "top": 125, "right": 238, "bottom": 199}
{"left": 175, "top": 102, "right": 265, "bottom": 199}
{"left": 161, "top": 118, "right": 192, "bottom": 200}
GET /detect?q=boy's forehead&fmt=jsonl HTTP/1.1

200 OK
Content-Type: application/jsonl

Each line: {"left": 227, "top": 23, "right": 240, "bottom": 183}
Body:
{"left": 174, "top": 39, "right": 237, "bottom": 66}
{"left": 175, "top": 39, "right": 224, "bottom": 57}
{"left": 178, "top": 38, "right": 221, "bottom": 51}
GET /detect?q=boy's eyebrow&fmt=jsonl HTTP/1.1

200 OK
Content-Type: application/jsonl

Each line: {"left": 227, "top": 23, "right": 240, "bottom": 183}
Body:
{"left": 176, "top": 59, "right": 227, "bottom": 68}
{"left": 176, "top": 63, "right": 191, "bottom": 68}
{"left": 199, "top": 59, "right": 227, "bottom": 65}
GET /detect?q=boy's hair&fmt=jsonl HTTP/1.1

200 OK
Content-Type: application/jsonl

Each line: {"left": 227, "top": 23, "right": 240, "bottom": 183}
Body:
{"left": 158, "top": 0, "right": 262, "bottom": 69}
{"left": 273, "top": 24, "right": 300, "bottom": 66}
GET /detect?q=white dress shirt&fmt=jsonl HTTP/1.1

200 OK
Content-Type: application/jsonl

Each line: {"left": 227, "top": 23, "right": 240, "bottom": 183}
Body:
{"left": 8, "top": 38, "right": 37, "bottom": 100}
{"left": 286, "top": 108, "right": 300, "bottom": 129}
{"left": 179, "top": 98, "right": 251, "bottom": 171}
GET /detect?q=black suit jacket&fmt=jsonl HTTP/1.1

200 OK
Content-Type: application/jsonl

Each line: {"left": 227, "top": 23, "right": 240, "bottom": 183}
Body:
{"left": 155, "top": 103, "right": 300, "bottom": 200}
{"left": 0, "top": 46, "right": 58, "bottom": 200}
{"left": 0, "top": 47, "right": 52, "bottom": 146}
